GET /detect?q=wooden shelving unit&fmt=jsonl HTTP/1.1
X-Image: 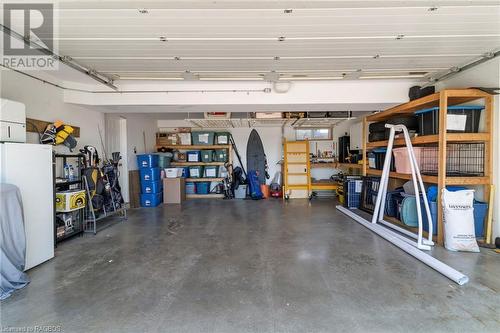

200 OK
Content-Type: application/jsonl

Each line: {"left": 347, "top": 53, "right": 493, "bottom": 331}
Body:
{"left": 186, "top": 177, "right": 224, "bottom": 182}
{"left": 362, "top": 88, "right": 494, "bottom": 245}
{"left": 158, "top": 143, "right": 232, "bottom": 199}
{"left": 171, "top": 162, "right": 224, "bottom": 166}
{"left": 156, "top": 144, "right": 231, "bottom": 150}
{"left": 187, "top": 193, "right": 224, "bottom": 199}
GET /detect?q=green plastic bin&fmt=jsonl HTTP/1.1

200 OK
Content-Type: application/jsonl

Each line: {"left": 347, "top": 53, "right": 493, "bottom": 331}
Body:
{"left": 201, "top": 150, "right": 214, "bottom": 163}
{"left": 188, "top": 166, "right": 204, "bottom": 178}
{"left": 204, "top": 166, "right": 219, "bottom": 178}
{"left": 192, "top": 131, "right": 215, "bottom": 145}
{"left": 215, "top": 132, "right": 231, "bottom": 145}
{"left": 214, "top": 149, "right": 228, "bottom": 162}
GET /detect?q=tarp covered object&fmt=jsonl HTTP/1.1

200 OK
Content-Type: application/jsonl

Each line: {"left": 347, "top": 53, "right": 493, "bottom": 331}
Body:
{"left": 1, "top": 183, "right": 30, "bottom": 300}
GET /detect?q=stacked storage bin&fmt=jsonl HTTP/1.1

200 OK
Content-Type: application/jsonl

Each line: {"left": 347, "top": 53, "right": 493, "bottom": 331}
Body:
{"left": 137, "top": 154, "right": 163, "bottom": 207}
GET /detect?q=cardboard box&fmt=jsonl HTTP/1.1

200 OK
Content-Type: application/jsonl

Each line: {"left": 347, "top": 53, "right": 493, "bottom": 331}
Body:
{"left": 163, "top": 178, "right": 186, "bottom": 204}
{"left": 55, "top": 190, "right": 86, "bottom": 212}
{"left": 156, "top": 133, "right": 180, "bottom": 146}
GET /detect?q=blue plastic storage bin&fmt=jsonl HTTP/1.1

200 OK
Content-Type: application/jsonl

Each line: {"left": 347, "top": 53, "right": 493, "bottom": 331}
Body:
{"left": 137, "top": 154, "right": 159, "bottom": 168}
{"left": 186, "top": 151, "right": 201, "bottom": 163}
{"left": 186, "top": 182, "right": 196, "bottom": 195}
{"left": 140, "top": 167, "right": 161, "bottom": 182}
{"left": 140, "top": 193, "right": 163, "bottom": 207}
{"left": 195, "top": 182, "right": 210, "bottom": 194}
{"left": 141, "top": 180, "right": 163, "bottom": 194}
{"left": 421, "top": 200, "right": 488, "bottom": 237}
{"left": 181, "top": 167, "right": 189, "bottom": 178}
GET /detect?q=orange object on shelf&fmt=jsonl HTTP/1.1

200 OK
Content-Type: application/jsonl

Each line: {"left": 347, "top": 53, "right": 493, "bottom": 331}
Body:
{"left": 260, "top": 184, "right": 270, "bottom": 198}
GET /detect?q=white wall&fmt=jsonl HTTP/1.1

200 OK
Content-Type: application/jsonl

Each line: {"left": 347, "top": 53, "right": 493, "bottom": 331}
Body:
{"left": 437, "top": 58, "right": 500, "bottom": 239}
{"left": 123, "top": 115, "right": 158, "bottom": 170}
{"left": 1, "top": 69, "right": 105, "bottom": 153}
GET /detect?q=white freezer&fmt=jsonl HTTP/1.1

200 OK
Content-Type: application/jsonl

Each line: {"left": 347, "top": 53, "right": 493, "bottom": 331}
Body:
{"left": 0, "top": 143, "right": 54, "bottom": 270}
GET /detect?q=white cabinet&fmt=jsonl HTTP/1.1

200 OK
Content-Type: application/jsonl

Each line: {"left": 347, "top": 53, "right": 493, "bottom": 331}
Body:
{"left": 349, "top": 121, "right": 364, "bottom": 150}
{"left": 0, "top": 99, "right": 26, "bottom": 143}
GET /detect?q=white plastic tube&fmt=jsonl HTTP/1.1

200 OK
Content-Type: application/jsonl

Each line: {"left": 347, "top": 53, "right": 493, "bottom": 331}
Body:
{"left": 336, "top": 205, "right": 469, "bottom": 285}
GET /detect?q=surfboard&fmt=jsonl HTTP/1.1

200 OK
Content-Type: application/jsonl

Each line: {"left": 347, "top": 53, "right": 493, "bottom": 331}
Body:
{"left": 246, "top": 129, "right": 268, "bottom": 184}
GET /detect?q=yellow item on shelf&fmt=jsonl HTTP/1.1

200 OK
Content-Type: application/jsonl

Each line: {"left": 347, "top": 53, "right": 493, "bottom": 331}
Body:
{"left": 56, "top": 190, "right": 86, "bottom": 212}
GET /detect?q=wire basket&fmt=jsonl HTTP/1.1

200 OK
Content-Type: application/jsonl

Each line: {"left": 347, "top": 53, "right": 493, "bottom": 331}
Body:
{"left": 420, "top": 143, "right": 484, "bottom": 176}
{"left": 360, "top": 177, "right": 381, "bottom": 213}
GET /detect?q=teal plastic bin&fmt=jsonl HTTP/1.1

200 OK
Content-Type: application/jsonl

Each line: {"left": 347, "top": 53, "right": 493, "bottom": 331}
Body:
{"left": 201, "top": 150, "right": 214, "bottom": 163}
{"left": 214, "top": 149, "right": 228, "bottom": 162}
{"left": 192, "top": 132, "right": 215, "bottom": 145}
{"left": 188, "top": 166, "right": 204, "bottom": 178}
{"left": 215, "top": 132, "right": 231, "bottom": 145}
{"left": 204, "top": 166, "right": 219, "bottom": 178}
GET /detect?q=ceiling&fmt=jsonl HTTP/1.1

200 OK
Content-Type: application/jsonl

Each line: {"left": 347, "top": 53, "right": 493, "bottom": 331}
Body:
{"left": 3, "top": 0, "right": 500, "bottom": 83}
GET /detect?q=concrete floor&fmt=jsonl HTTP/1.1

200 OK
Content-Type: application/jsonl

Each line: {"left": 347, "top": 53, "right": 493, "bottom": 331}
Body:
{"left": 1, "top": 199, "right": 499, "bottom": 333}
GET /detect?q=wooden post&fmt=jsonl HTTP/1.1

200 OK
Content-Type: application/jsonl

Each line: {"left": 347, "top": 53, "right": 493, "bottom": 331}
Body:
{"left": 436, "top": 91, "right": 448, "bottom": 246}
{"left": 362, "top": 116, "right": 367, "bottom": 177}
{"left": 483, "top": 95, "right": 494, "bottom": 243}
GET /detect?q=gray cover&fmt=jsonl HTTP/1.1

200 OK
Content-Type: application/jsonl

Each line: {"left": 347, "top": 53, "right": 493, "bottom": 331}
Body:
{"left": 1, "top": 183, "right": 30, "bottom": 300}
{"left": 246, "top": 129, "right": 266, "bottom": 184}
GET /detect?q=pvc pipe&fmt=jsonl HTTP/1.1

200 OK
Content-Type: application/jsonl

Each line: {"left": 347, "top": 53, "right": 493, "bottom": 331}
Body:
{"left": 336, "top": 206, "right": 469, "bottom": 285}
{"left": 378, "top": 219, "right": 434, "bottom": 247}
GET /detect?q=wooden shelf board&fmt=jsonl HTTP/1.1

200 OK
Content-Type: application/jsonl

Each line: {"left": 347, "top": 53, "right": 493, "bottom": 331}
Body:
{"left": 366, "top": 89, "right": 490, "bottom": 122}
{"left": 366, "top": 133, "right": 490, "bottom": 148}
{"left": 185, "top": 178, "right": 223, "bottom": 182}
{"left": 366, "top": 169, "right": 489, "bottom": 185}
{"left": 366, "top": 169, "right": 439, "bottom": 183}
{"left": 338, "top": 163, "right": 363, "bottom": 169}
{"left": 311, "top": 183, "right": 338, "bottom": 190}
{"left": 186, "top": 194, "right": 224, "bottom": 199}
{"left": 156, "top": 144, "right": 230, "bottom": 150}
{"left": 286, "top": 185, "right": 309, "bottom": 189}
{"left": 171, "top": 162, "right": 224, "bottom": 166}
{"left": 445, "top": 176, "right": 490, "bottom": 185}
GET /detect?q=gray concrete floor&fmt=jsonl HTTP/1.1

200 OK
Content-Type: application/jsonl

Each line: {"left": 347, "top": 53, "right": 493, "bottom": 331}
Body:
{"left": 1, "top": 199, "right": 499, "bottom": 333}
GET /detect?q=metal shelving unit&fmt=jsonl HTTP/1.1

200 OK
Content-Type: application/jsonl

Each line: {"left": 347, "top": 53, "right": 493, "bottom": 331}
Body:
{"left": 53, "top": 153, "right": 86, "bottom": 245}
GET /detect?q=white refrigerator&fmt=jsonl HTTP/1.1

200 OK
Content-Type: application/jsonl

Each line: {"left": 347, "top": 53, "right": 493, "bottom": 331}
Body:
{"left": 0, "top": 143, "right": 54, "bottom": 270}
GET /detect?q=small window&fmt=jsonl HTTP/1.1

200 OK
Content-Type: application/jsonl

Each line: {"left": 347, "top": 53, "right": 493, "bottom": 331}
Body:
{"left": 296, "top": 128, "right": 331, "bottom": 140}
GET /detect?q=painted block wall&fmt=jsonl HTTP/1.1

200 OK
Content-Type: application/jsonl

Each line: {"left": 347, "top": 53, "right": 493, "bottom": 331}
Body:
{"left": 1, "top": 70, "right": 105, "bottom": 152}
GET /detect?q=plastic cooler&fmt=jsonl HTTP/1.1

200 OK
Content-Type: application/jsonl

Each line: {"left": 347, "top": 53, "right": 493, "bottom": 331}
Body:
{"left": 215, "top": 132, "right": 231, "bottom": 145}
{"left": 140, "top": 167, "right": 161, "bottom": 182}
{"left": 187, "top": 151, "right": 201, "bottom": 162}
{"left": 201, "top": 150, "right": 214, "bottom": 162}
{"left": 141, "top": 180, "right": 163, "bottom": 194}
{"left": 392, "top": 147, "right": 423, "bottom": 174}
{"left": 137, "top": 154, "right": 159, "bottom": 168}
{"left": 415, "top": 105, "right": 484, "bottom": 135}
{"left": 140, "top": 193, "right": 163, "bottom": 207}
{"left": 204, "top": 166, "right": 219, "bottom": 178}
{"left": 192, "top": 132, "right": 215, "bottom": 145}
{"left": 195, "top": 182, "right": 210, "bottom": 194}
{"left": 188, "top": 166, "right": 204, "bottom": 178}
{"left": 214, "top": 149, "right": 228, "bottom": 162}
{"left": 234, "top": 185, "right": 247, "bottom": 199}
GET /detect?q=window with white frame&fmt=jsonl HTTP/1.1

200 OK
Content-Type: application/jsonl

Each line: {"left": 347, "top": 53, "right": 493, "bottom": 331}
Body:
{"left": 295, "top": 128, "right": 331, "bottom": 140}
